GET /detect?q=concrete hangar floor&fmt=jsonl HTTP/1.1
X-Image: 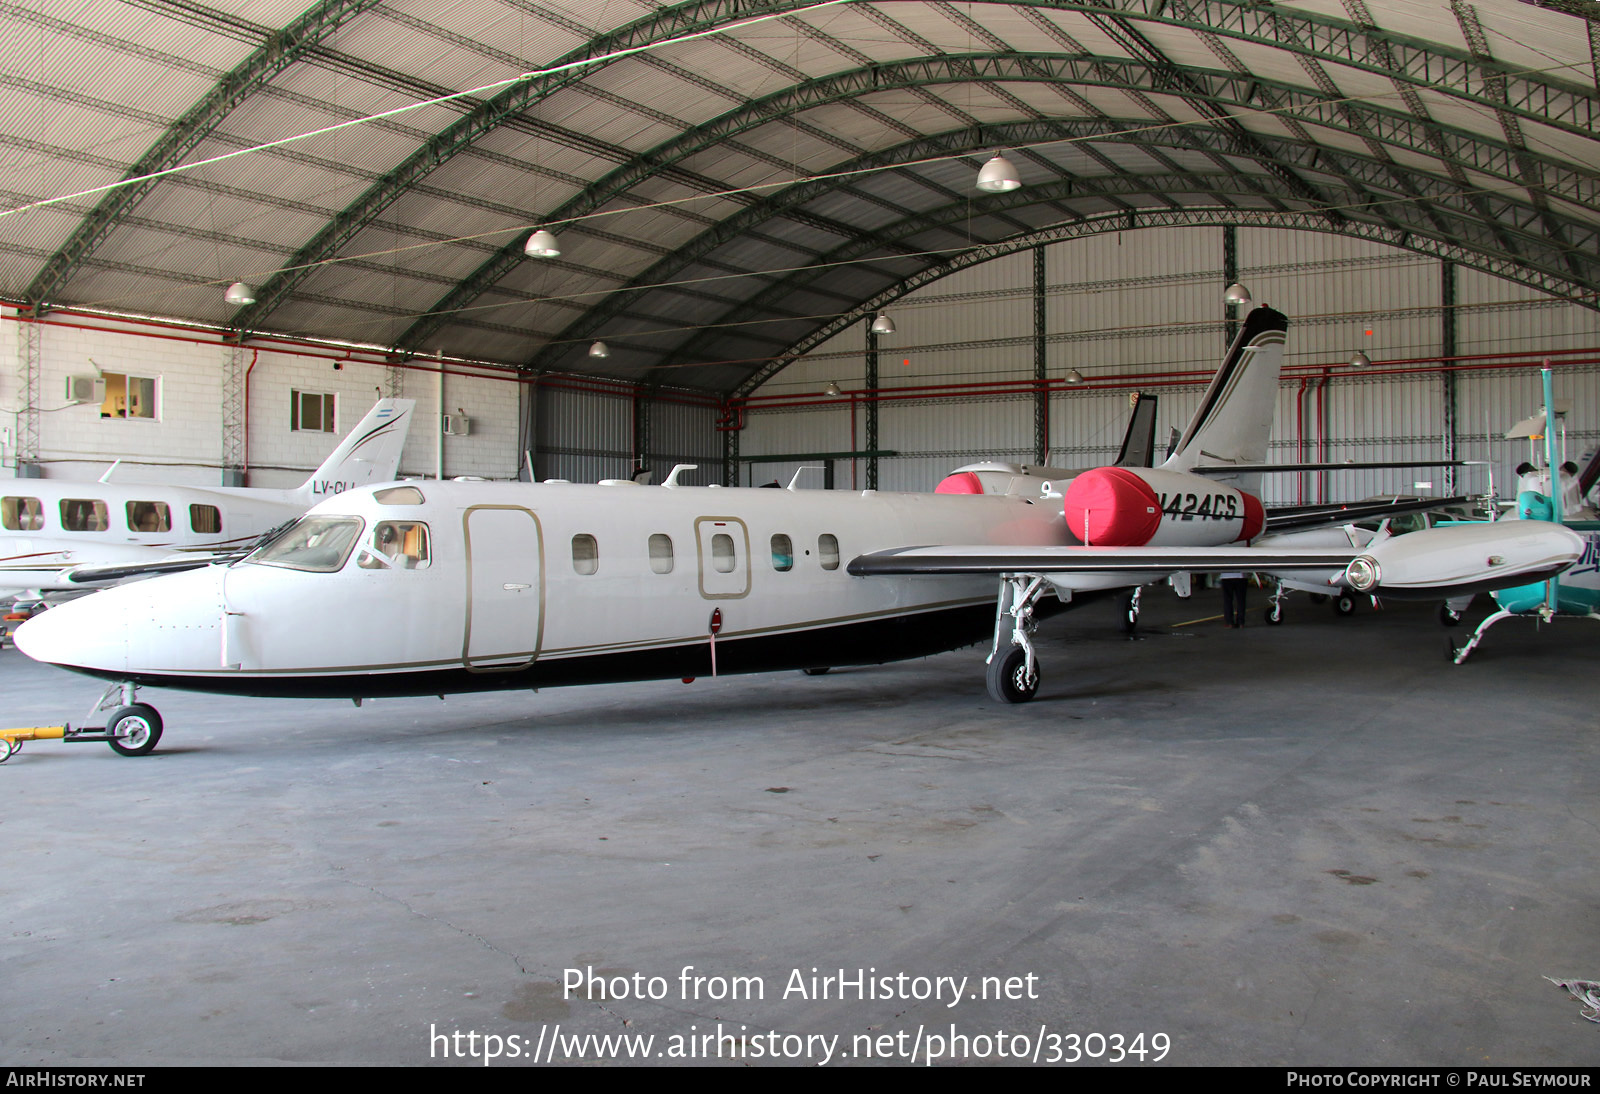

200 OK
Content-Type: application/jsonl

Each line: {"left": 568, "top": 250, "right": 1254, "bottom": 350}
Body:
{"left": 3, "top": 589, "right": 1596, "bottom": 1067}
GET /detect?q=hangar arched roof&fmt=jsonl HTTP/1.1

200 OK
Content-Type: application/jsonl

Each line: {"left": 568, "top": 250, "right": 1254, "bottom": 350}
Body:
{"left": 4, "top": 0, "right": 1597, "bottom": 395}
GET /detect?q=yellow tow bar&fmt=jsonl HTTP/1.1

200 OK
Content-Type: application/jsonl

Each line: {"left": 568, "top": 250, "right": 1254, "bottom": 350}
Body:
{"left": 0, "top": 710, "right": 163, "bottom": 761}
{"left": 0, "top": 726, "right": 67, "bottom": 762}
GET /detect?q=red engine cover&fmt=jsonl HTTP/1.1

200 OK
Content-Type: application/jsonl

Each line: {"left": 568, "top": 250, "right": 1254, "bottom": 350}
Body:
{"left": 1063, "top": 467, "right": 1163, "bottom": 545}
{"left": 935, "top": 471, "right": 984, "bottom": 495}
{"left": 1238, "top": 490, "right": 1265, "bottom": 542}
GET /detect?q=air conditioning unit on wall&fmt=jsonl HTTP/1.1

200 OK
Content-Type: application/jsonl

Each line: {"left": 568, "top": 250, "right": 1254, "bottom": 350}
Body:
{"left": 442, "top": 414, "right": 472, "bottom": 436}
{"left": 66, "top": 375, "right": 105, "bottom": 404}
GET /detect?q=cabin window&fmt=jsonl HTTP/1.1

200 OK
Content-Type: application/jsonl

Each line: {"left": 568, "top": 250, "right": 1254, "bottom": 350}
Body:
{"left": 358, "top": 521, "right": 430, "bottom": 570}
{"left": 373, "top": 486, "right": 425, "bottom": 505}
{"left": 770, "top": 533, "right": 794, "bottom": 572}
{"left": 189, "top": 504, "right": 222, "bottom": 534}
{"left": 2, "top": 496, "right": 44, "bottom": 531}
{"left": 100, "top": 372, "right": 156, "bottom": 420}
{"left": 572, "top": 533, "right": 599, "bottom": 575}
{"left": 649, "top": 533, "right": 674, "bottom": 574}
{"left": 126, "top": 501, "right": 170, "bottom": 533}
{"left": 292, "top": 390, "right": 336, "bottom": 433}
{"left": 711, "top": 533, "right": 735, "bottom": 573}
{"left": 818, "top": 533, "right": 840, "bottom": 571}
{"left": 250, "top": 516, "right": 364, "bottom": 573}
{"left": 60, "top": 498, "right": 109, "bottom": 532}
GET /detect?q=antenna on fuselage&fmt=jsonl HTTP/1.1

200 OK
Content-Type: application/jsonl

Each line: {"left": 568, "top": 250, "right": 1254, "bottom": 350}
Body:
{"left": 663, "top": 464, "right": 698, "bottom": 488}
{"left": 786, "top": 466, "right": 824, "bottom": 491}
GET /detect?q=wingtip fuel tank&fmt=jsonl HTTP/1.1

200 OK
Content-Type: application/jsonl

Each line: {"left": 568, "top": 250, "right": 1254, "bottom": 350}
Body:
{"left": 1341, "top": 520, "right": 1583, "bottom": 600}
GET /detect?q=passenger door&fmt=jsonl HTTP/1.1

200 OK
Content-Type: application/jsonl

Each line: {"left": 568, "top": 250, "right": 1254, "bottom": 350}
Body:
{"left": 463, "top": 506, "right": 543, "bottom": 669}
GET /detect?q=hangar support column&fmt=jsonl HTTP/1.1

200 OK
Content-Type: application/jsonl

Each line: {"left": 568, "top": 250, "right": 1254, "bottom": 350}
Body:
{"left": 14, "top": 306, "right": 41, "bottom": 476}
{"left": 1034, "top": 246, "right": 1048, "bottom": 466}
{"left": 1222, "top": 225, "right": 1239, "bottom": 349}
{"left": 865, "top": 319, "right": 880, "bottom": 491}
{"left": 220, "top": 343, "right": 246, "bottom": 487}
{"left": 633, "top": 386, "right": 651, "bottom": 478}
{"left": 1441, "top": 261, "right": 1458, "bottom": 495}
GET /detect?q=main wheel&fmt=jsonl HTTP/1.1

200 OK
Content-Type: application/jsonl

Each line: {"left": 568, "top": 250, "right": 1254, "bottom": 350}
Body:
{"left": 106, "top": 705, "right": 163, "bottom": 757}
{"left": 986, "top": 647, "right": 1039, "bottom": 704}
{"left": 1264, "top": 602, "right": 1284, "bottom": 625}
{"left": 1438, "top": 604, "right": 1462, "bottom": 627}
{"left": 1334, "top": 593, "right": 1357, "bottom": 616}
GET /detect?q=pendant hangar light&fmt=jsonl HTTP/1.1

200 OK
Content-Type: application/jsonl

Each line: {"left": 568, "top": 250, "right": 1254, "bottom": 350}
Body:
{"left": 224, "top": 282, "right": 256, "bottom": 305}
{"left": 975, "top": 153, "right": 1021, "bottom": 193}
{"left": 524, "top": 229, "right": 560, "bottom": 257}
{"left": 870, "top": 313, "right": 895, "bottom": 335}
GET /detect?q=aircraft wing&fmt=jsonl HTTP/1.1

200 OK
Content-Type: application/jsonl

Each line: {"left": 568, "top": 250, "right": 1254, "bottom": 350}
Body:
{"left": 1264, "top": 494, "right": 1477, "bottom": 534}
{"left": 848, "top": 544, "right": 1354, "bottom": 577}
{"left": 851, "top": 519, "right": 1583, "bottom": 602}
{"left": 64, "top": 556, "right": 228, "bottom": 584}
{"left": 64, "top": 518, "right": 298, "bottom": 584}
{"left": 1190, "top": 460, "right": 1465, "bottom": 475}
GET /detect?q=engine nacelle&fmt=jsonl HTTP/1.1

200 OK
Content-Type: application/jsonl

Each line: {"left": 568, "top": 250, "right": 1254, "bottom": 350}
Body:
{"left": 1061, "top": 466, "right": 1265, "bottom": 547}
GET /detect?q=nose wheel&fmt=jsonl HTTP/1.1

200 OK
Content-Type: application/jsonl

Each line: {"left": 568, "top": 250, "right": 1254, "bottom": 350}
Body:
{"left": 106, "top": 705, "right": 163, "bottom": 756}
{"left": 78, "top": 683, "right": 165, "bottom": 757}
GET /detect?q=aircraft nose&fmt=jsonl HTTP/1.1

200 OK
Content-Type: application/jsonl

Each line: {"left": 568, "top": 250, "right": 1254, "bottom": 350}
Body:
{"left": 14, "top": 592, "right": 133, "bottom": 671}
{"left": 15, "top": 565, "right": 228, "bottom": 674}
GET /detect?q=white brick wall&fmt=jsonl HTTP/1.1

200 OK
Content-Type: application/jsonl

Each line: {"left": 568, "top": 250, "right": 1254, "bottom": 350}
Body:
{"left": 0, "top": 310, "right": 524, "bottom": 485}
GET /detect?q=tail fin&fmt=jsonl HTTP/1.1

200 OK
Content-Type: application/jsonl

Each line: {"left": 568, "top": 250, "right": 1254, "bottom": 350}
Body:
{"left": 1161, "top": 305, "right": 1287, "bottom": 491}
{"left": 1112, "top": 393, "right": 1159, "bottom": 468}
{"left": 292, "top": 399, "right": 416, "bottom": 505}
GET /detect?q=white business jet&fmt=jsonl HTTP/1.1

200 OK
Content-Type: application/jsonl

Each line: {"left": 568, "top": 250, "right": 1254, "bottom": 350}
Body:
{"left": 0, "top": 399, "right": 415, "bottom": 598}
{"left": 14, "top": 308, "right": 1581, "bottom": 756}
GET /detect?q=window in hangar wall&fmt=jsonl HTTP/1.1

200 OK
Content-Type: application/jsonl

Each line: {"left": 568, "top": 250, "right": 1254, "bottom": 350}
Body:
{"left": 292, "top": 390, "right": 336, "bottom": 433}
{"left": 99, "top": 372, "right": 156, "bottom": 420}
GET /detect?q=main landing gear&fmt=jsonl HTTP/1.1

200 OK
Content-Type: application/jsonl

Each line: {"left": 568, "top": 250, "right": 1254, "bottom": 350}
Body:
{"left": 1119, "top": 588, "right": 1141, "bottom": 635}
{"left": 0, "top": 682, "right": 163, "bottom": 762}
{"left": 1265, "top": 581, "right": 1288, "bottom": 626}
{"left": 987, "top": 575, "right": 1046, "bottom": 703}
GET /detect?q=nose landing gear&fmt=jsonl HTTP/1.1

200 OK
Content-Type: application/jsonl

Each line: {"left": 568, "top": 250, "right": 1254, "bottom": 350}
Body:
{"left": 0, "top": 682, "right": 163, "bottom": 762}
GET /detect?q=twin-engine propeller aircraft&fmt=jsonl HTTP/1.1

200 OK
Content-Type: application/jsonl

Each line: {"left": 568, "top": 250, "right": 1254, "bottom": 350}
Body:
{"left": 0, "top": 399, "right": 415, "bottom": 599}
{"left": 13, "top": 308, "right": 1582, "bottom": 756}
{"left": 1447, "top": 371, "right": 1600, "bottom": 663}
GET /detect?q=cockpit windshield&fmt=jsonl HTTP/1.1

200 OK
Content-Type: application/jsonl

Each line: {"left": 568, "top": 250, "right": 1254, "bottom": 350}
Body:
{"left": 247, "top": 516, "right": 365, "bottom": 573}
